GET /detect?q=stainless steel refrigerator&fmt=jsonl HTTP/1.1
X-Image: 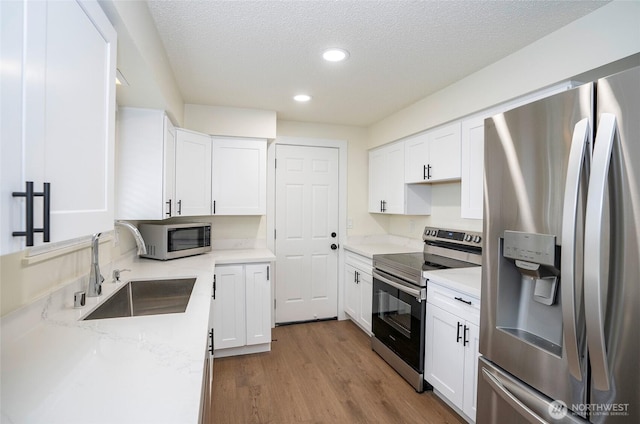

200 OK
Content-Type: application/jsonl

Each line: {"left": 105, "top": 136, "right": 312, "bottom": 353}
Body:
{"left": 478, "top": 66, "right": 639, "bottom": 424}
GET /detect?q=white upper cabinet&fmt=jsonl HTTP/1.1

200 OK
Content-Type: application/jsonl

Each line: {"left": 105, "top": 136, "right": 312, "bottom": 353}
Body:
{"left": 116, "top": 108, "right": 176, "bottom": 220}
{"left": 460, "top": 116, "right": 486, "bottom": 220}
{"left": 1, "top": 0, "right": 116, "bottom": 254}
{"left": 175, "top": 129, "right": 213, "bottom": 216}
{"left": 405, "top": 122, "right": 461, "bottom": 183}
{"left": 211, "top": 137, "right": 267, "bottom": 215}
{"left": 369, "top": 141, "right": 431, "bottom": 215}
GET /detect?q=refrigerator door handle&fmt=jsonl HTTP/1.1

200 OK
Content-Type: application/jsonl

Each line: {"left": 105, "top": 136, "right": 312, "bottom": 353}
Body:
{"left": 560, "top": 118, "right": 591, "bottom": 380}
{"left": 584, "top": 113, "right": 617, "bottom": 391}
{"left": 481, "top": 368, "right": 547, "bottom": 424}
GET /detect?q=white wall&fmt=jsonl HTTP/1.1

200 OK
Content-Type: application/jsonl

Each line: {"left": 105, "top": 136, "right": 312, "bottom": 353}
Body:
{"left": 369, "top": 0, "right": 640, "bottom": 148}
{"left": 99, "top": 0, "right": 185, "bottom": 125}
{"left": 184, "top": 104, "right": 277, "bottom": 139}
{"left": 368, "top": 0, "right": 640, "bottom": 237}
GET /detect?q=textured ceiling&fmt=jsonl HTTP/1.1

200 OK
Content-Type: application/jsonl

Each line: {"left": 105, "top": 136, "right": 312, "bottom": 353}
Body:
{"left": 146, "top": 0, "right": 609, "bottom": 127}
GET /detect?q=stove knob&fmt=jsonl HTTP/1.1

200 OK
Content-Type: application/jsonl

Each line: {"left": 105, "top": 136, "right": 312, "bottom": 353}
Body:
{"left": 464, "top": 234, "right": 472, "bottom": 242}
{"left": 474, "top": 236, "right": 482, "bottom": 243}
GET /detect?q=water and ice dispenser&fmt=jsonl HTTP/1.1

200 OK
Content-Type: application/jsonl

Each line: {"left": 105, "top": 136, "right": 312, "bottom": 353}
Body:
{"left": 496, "top": 230, "right": 563, "bottom": 356}
{"left": 503, "top": 231, "right": 560, "bottom": 306}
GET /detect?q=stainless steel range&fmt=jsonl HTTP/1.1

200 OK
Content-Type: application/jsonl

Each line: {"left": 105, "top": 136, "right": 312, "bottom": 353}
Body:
{"left": 371, "top": 226, "right": 482, "bottom": 392}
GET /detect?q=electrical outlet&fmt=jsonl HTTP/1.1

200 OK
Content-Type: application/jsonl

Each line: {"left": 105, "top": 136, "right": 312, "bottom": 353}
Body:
{"left": 347, "top": 218, "right": 353, "bottom": 229}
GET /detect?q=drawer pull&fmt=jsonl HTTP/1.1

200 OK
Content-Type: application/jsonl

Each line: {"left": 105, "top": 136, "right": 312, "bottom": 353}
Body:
{"left": 455, "top": 296, "right": 472, "bottom": 305}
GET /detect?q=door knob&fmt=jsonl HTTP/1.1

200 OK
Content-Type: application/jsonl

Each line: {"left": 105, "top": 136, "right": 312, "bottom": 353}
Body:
{"left": 330, "top": 244, "right": 338, "bottom": 250}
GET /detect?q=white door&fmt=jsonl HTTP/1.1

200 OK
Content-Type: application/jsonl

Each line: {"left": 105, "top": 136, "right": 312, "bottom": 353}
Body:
{"left": 175, "top": 129, "right": 212, "bottom": 216}
{"left": 275, "top": 145, "right": 339, "bottom": 323}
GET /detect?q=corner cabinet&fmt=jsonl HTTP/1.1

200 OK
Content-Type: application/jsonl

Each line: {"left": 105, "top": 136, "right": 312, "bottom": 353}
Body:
{"left": 116, "top": 108, "right": 176, "bottom": 220}
{"left": 1, "top": 0, "right": 116, "bottom": 254}
{"left": 344, "top": 250, "right": 373, "bottom": 334}
{"left": 405, "top": 122, "right": 461, "bottom": 183}
{"left": 425, "top": 280, "right": 480, "bottom": 423}
{"left": 213, "top": 263, "right": 271, "bottom": 357}
{"left": 368, "top": 142, "right": 431, "bottom": 215}
{"left": 211, "top": 137, "right": 267, "bottom": 215}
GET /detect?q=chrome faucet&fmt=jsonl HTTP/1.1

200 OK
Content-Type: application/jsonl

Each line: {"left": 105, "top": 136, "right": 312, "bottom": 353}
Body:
{"left": 115, "top": 221, "right": 147, "bottom": 255}
{"left": 87, "top": 233, "right": 104, "bottom": 297}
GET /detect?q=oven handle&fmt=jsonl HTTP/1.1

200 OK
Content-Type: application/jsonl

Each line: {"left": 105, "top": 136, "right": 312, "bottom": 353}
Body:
{"left": 373, "top": 270, "right": 425, "bottom": 301}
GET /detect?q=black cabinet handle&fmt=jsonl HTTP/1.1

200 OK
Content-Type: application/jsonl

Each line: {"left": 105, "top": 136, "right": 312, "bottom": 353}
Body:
{"left": 166, "top": 199, "right": 172, "bottom": 216}
{"left": 456, "top": 322, "right": 463, "bottom": 343}
{"left": 213, "top": 200, "right": 216, "bottom": 214}
{"left": 266, "top": 265, "right": 270, "bottom": 281}
{"left": 427, "top": 164, "right": 432, "bottom": 179}
{"left": 455, "top": 296, "right": 472, "bottom": 305}
{"left": 208, "top": 328, "right": 214, "bottom": 354}
{"left": 381, "top": 200, "right": 386, "bottom": 212}
{"left": 355, "top": 271, "right": 360, "bottom": 284}
{"left": 212, "top": 275, "right": 216, "bottom": 299}
{"left": 423, "top": 165, "right": 427, "bottom": 180}
{"left": 177, "top": 199, "right": 182, "bottom": 215}
{"left": 12, "top": 181, "right": 51, "bottom": 246}
{"left": 463, "top": 325, "right": 469, "bottom": 347}
{"left": 380, "top": 200, "right": 383, "bottom": 212}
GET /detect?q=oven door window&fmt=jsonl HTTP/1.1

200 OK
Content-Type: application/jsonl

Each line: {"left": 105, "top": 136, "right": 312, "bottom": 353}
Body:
{"left": 372, "top": 277, "right": 425, "bottom": 372}
{"left": 167, "top": 226, "right": 210, "bottom": 252}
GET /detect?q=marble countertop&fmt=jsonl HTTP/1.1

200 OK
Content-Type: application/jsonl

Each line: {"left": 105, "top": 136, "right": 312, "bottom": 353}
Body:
{"left": 1, "top": 248, "right": 274, "bottom": 424}
{"left": 424, "top": 266, "right": 482, "bottom": 299}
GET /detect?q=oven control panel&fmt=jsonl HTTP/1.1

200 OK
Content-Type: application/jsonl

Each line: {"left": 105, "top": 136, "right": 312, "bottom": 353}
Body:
{"left": 423, "top": 227, "right": 483, "bottom": 246}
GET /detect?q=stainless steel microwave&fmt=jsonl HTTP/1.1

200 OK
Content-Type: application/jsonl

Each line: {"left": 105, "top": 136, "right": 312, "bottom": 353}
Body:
{"left": 138, "top": 222, "right": 211, "bottom": 260}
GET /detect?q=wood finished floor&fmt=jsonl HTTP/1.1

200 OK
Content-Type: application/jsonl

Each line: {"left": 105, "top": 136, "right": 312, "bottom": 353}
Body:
{"left": 211, "top": 320, "right": 466, "bottom": 424}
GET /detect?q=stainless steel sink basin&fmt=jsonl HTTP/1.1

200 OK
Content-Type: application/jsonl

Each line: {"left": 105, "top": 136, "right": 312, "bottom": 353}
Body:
{"left": 83, "top": 277, "right": 196, "bottom": 320}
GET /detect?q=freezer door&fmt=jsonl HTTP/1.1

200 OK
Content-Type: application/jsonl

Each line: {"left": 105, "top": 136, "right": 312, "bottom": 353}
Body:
{"left": 477, "top": 357, "right": 588, "bottom": 424}
{"left": 481, "top": 84, "right": 593, "bottom": 407}
{"left": 584, "top": 66, "right": 640, "bottom": 423}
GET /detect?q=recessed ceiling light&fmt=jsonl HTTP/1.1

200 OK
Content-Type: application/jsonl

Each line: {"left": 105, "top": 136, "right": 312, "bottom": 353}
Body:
{"left": 322, "top": 48, "right": 349, "bottom": 62}
{"left": 294, "top": 94, "right": 312, "bottom": 102}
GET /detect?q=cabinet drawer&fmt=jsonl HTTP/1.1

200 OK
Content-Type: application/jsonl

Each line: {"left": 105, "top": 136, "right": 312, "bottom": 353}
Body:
{"left": 345, "top": 251, "right": 372, "bottom": 274}
{"left": 427, "top": 281, "right": 479, "bottom": 325}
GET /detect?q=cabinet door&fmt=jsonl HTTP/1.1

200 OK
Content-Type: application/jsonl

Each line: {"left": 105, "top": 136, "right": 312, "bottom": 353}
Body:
{"left": 462, "top": 322, "right": 480, "bottom": 421}
{"left": 344, "top": 264, "right": 359, "bottom": 319}
{"left": 163, "top": 116, "right": 177, "bottom": 217}
{"left": 213, "top": 265, "right": 246, "bottom": 350}
{"left": 404, "top": 133, "right": 430, "bottom": 183}
{"left": 212, "top": 138, "right": 266, "bottom": 215}
{"left": 358, "top": 271, "right": 373, "bottom": 333}
{"left": 426, "top": 122, "right": 461, "bottom": 182}
{"left": 384, "top": 142, "right": 405, "bottom": 214}
{"left": 425, "top": 305, "right": 464, "bottom": 407}
{"left": 116, "top": 108, "right": 168, "bottom": 220}
{"left": 461, "top": 117, "right": 485, "bottom": 219}
{"left": 245, "top": 263, "right": 271, "bottom": 346}
{"left": 175, "top": 129, "right": 212, "bottom": 216}
{"left": 368, "top": 149, "right": 386, "bottom": 213}
{"left": 2, "top": 0, "right": 116, "bottom": 254}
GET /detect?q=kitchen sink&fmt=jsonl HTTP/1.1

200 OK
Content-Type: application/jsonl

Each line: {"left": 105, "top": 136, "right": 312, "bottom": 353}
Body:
{"left": 83, "top": 277, "right": 197, "bottom": 320}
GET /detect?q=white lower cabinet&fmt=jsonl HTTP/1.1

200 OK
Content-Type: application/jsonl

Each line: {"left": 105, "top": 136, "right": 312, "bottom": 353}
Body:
{"left": 344, "top": 251, "right": 373, "bottom": 334}
{"left": 213, "top": 263, "right": 271, "bottom": 357}
{"left": 425, "top": 281, "right": 480, "bottom": 423}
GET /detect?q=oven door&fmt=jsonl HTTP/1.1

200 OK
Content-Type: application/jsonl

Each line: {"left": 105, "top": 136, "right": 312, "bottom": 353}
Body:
{"left": 372, "top": 269, "right": 426, "bottom": 372}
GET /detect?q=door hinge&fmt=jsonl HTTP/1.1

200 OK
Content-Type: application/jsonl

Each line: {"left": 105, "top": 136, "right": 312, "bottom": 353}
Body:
{"left": 274, "top": 229, "right": 276, "bottom": 239}
{"left": 274, "top": 299, "right": 276, "bottom": 309}
{"left": 275, "top": 158, "right": 277, "bottom": 169}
